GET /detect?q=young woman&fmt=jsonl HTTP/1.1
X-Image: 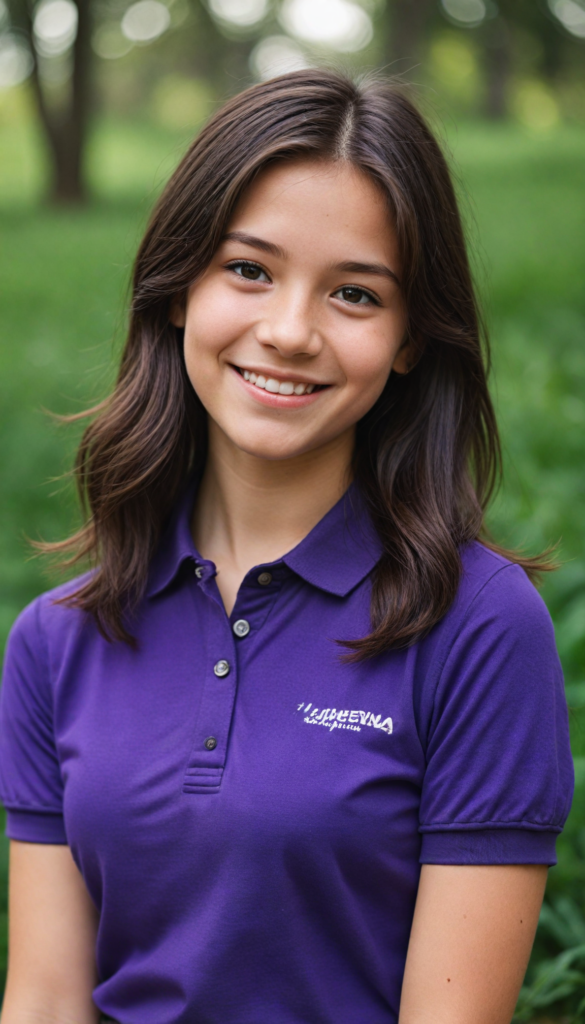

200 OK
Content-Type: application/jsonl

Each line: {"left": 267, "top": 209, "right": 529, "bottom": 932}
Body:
{"left": 0, "top": 70, "right": 574, "bottom": 1024}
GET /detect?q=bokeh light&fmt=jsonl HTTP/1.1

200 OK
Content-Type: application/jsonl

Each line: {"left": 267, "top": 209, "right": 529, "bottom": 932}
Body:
{"left": 440, "top": 0, "right": 486, "bottom": 28}
{"left": 512, "top": 80, "right": 561, "bottom": 131}
{"left": 121, "top": 0, "right": 171, "bottom": 43}
{"left": 279, "top": 0, "right": 373, "bottom": 52}
{"left": 209, "top": 0, "right": 269, "bottom": 28}
{"left": 33, "top": 0, "right": 78, "bottom": 56}
{"left": 549, "top": 0, "right": 585, "bottom": 38}
{"left": 249, "top": 34, "right": 309, "bottom": 79}
{"left": 0, "top": 34, "right": 33, "bottom": 87}
{"left": 151, "top": 74, "right": 214, "bottom": 128}
{"left": 429, "top": 33, "right": 480, "bottom": 104}
{"left": 92, "top": 22, "right": 133, "bottom": 58}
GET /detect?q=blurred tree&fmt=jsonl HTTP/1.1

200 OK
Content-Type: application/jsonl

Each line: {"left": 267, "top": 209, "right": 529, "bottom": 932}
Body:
{"left": 381, "top": 0, "right": 436, "bottom": 75}
{"left": 182, "top": 3, "right": 253, "bottom": 98}
{"left": 481, "top": 14, "right": 512, "bottom": 119}
{"left": 3, "top": 0, "right": 585, "bottom": 202}
{"left": 477, "top": 0, "right": 583, "bottom": 120}
{"left": 7, "top": 0, "right": 93, "bottom": 202}
{"left": 4, "top": 0, "right": 255, "bottom": 204}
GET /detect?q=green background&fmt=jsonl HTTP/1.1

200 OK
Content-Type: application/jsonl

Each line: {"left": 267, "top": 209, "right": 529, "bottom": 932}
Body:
{"left": 0, "top": 109, "right": 584, "bottom": 1015}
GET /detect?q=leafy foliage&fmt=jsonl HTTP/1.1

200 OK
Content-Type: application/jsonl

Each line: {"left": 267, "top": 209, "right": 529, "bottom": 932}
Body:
{"left": 0, "top": 117, "right": 584, "bottom": 1013}
{"left": 516, "top": 897, "right": 585, "bottom": 1021}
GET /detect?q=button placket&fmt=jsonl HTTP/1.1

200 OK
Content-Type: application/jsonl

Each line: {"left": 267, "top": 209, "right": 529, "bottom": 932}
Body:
{"left": 182, "top": 593, "right": 238, "bottom": 794}
{"left": 228, "top": 564, "right": 288, "bottom": 638}
{"left": 183, "top": 562, "right": 286, "bottom": 795}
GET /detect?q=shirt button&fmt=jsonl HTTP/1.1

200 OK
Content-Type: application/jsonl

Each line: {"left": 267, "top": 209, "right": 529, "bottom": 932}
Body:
{"left": 213, "top": 659, "right": 230, "bottom": 677}
{"left": 232, "top": 619, "right": 250, "bottom": 638}
{"left": 204, "top": 736, "right": 217, "bottom": 750}
{"left": 257, "top": 571, "right": 272, "bottom": 586}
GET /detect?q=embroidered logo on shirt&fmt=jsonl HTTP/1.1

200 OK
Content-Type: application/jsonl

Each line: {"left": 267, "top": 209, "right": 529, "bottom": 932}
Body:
{"left": 296, "top": 703, "right": 393, "bottom": 735}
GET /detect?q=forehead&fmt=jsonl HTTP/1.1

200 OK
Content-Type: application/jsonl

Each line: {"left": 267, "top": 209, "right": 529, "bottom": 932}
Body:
{"left": 227, "top": 158, "right": 398, "bottom": 265}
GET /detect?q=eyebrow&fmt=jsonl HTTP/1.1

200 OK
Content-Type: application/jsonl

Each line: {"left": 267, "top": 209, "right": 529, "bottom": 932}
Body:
{"left": 222, "top": 232, "right": 401, "bottom": 287}
{"left": 333, "top": 260, "right": 401, "bottom": 287}
{"left": 222, "top": 231, "right": 286, "bottom": 259}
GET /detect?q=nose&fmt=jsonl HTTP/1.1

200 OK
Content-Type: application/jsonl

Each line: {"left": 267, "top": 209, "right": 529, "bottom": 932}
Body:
{"left": 255, "top": 284, "right": 323, "bottom": 359}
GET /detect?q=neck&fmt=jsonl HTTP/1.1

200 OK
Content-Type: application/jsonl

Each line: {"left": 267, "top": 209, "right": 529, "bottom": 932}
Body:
{"left": 192, "top": 424, "right": 354, "bottom": 613}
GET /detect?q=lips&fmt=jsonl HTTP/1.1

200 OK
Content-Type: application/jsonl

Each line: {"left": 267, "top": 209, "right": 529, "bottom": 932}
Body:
{"left": 235, "top": 366, "right": 326, "bottom": 397}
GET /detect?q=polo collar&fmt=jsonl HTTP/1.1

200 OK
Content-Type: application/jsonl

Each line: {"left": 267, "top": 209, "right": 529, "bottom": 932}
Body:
{"left": 146, "top": 478, "right": 382, "bottom": 600}
{"left": 282, "top": 485, "right": 382, "bottom": 597}
{"left": 146, "top": 478, "right": 201, "bottom": 598}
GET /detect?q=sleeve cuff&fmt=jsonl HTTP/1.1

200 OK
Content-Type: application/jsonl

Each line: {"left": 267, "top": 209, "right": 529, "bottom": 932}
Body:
{"left": 420, "top": 828, "right": 558, "bottom": 866}
{"left": 5, "top": 808, "right": 67, "bottom": 844}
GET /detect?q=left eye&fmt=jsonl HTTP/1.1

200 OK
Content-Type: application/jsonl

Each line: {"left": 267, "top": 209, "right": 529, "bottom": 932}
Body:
{"left": 228, "top": 261, "right": 270, "bottom": 283}
{"left": 334, "top": 286, "right": 376, "bottom": 306}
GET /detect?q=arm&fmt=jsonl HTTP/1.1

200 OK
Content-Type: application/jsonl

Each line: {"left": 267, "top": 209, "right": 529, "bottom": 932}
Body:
{"left": 398, "top": 863, "right": 547, "bottom": 1024}
{"left": 2, "top": 840, "right": 99, "bottom": 1024}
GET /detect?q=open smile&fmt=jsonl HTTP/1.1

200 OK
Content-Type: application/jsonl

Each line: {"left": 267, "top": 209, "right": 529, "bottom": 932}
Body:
{"left": 231, "top": 365, "right": 331, "bottom": 407}
{"left": 233, "top": 365, "right": 328, "bottom": 396}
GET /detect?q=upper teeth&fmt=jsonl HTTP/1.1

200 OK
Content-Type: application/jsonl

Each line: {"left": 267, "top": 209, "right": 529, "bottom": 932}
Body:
{"left": 242, "top": 369, "right": 315, "bottom": 395}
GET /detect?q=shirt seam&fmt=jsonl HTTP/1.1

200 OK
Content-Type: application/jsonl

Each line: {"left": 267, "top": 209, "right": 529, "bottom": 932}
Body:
{"left": 553, "top": 657, "right": 570, "bottom": 826}
{"left": 35, "top": 595, "right": 66, "bottom": 794}
{"left": 2, "top": 800, "right": 64, "bottom": 815}
{"left": 35, "top": 594, "right": 52, "bottom": 710}
{"left": 420, "top": 818, "right": 561, "bottom": 829}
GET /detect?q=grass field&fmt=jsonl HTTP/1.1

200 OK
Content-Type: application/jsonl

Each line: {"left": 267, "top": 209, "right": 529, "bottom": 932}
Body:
{"left": 0, "top": 109, "right": 584, "bottom": 1008}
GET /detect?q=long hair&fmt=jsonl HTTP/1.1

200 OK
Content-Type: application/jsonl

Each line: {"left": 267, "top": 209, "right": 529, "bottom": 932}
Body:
{"left": 43, "top": 69, "right": 551, "bottom": 654}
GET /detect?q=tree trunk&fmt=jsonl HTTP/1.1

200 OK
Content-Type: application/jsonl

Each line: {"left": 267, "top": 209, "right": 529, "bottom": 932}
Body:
{"left": 27, "top": 0, "right": 93, "bottom": 203}
{"left": 483, "top": 17, "right": 512, "bottom": 120}
{"left": 191, "top": 2, "right": 254, "bottom": 98}
{"left": 382, "top": 0, "right": 435, "bottom": 75}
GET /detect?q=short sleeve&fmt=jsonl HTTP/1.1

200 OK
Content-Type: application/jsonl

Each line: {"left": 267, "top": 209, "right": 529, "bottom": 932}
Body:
{"left": 419, "top": 563, "right": 574, "bottom": 866}
{"left": 0, "top": 598, "right": 67, "bottom": 843}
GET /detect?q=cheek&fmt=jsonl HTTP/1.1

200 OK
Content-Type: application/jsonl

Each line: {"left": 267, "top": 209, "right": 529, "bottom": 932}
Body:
{"left": 339, "top": 325, "right": 399, "bottom": 399}
{"left": 183, "top": 283, "right": 250, "bottom": 366}
{"left": 182, "top": 294, "right": 222, "bottom": 400}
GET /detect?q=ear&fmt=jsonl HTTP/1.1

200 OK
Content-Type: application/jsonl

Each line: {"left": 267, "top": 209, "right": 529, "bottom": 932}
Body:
{"left": 169, "top": 295, "right": 186, "bottom": 328}
{"left": 391, "top": 333, "right": 417, "bottom": 376}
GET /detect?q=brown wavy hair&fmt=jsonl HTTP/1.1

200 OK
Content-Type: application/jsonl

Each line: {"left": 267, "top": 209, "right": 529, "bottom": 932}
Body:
{"left": 43, "top": 69, "right": 551, "bottom": 654}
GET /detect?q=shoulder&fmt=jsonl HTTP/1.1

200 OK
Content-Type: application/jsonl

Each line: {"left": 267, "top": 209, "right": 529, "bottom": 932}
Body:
{"left": 451, "top": 540, "right": 554, "bottom": 642}
{"left": 427, "top": 541, "right": 562, "bottom": 714}
{"left": 413, "top": 542, "right": 559, "bottom": 724}
{"left": 4, "top": 573, "right": 95, "bottom": 674}
{"left": 417, "top": 545, "right": 571, "bottom": 854}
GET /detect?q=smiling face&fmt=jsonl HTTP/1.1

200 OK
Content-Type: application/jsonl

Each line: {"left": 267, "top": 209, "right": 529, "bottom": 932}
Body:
{"left": 174, "top": 158, "right": 410, "bottom": 464}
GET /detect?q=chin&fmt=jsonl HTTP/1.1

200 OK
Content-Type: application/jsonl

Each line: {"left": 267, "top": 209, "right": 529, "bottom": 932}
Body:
{"left": 234, "top": 440, "right": 312, "bottom": 462}
{"left": 227, "top": 427, "right": 320, "bottom": 463}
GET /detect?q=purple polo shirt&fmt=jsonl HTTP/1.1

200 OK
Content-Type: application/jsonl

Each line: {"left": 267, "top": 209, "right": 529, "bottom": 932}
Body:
{"left": 0, "top": 483, "right": 573, "bottom": 1024}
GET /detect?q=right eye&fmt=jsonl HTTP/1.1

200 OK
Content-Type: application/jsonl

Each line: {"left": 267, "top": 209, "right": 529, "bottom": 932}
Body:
{"left": 226, "top": 261, "right": 270, "bottom": 283}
